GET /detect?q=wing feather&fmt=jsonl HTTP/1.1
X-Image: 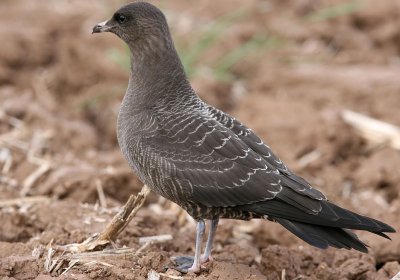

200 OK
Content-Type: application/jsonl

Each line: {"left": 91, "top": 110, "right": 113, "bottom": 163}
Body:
{"left": 135, "top": 107, "right": 327, "bottom": 214}
{"left": 206, "top": 105, "right": 327, "bottom": 201}
{"left": 140, "top": 112, "right": 283, "bottom": 207}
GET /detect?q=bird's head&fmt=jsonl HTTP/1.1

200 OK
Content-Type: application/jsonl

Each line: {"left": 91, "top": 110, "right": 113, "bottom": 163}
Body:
{"left": 92, "top": 2, "right": 169, "bottom": 46}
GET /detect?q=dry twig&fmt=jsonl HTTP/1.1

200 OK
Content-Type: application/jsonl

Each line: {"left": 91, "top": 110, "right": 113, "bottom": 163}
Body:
{"left": 139, "top": 234, "right": 173, "bottom": 245}
{"left": 20, "top": 161, "right": 51, "bottom": 196}
{"left": 51, "top": 237, "right": 174, "bottom": 275}
{"left": 0, "top": 196, "right": 51, "bottom": 208}
{"left": 61, "top": 185, "right": 150, "bottom": 253}
{"left": 135, "top": 234, "right": 173, "bottom": 255}
{"left": 0, "top": 148, "right": 13, "bottom": 173}
{"left": 96, "top": 179, "right": 107, "bottom": 208}
{"left": 158, "top": 273, "right": 185, "bottom": 280}
{"left": 342, "top": 110, "right": 400, "bottom": 150}
{"left": 391, "top": 271, "right": 400, "bottom": 280}
{"left": 297, "top": 150, "right": 321, "bottom": 168}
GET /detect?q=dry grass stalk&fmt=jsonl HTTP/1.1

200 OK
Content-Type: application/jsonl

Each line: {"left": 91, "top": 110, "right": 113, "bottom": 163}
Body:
{"left": 342, "top": 110, "right": 400, "bottom": 150}
{"left": 297, "top": 150, "right": 321, "bottom": 168}
{"left": 136, "top": 234, "right": 173, "bottom": 255}
{"left": 96, "top": 179, "right": 107, "bottom": 208}
{"left": 61, "top": 259, "right": 79, "bottom": 275}
{"left": 135, "top": 241, "right": 153, "bottom": 255}
{"left": 66, "top": 247, "right": 137, "bottom": 260}
{"left": 52, "top": 242, "right": 174, "bottom": 275}
{"left": 135, "top": 234, "right": 172, "bottom": 256}
{"left": 44, "top": 246, "right": 66, "bottom": 274}
{"left": 281, "top": 268, "right": 286, "bottom": 280}
{"left": 147, "top": 269, "right": 161, "bottom": 280}
{"left": 0, "top": 195, "right": 51, "bottom": 208}
{"left": 1, "top": 110, "right": 53, "bottom": 196}
{"left": 138, "top": 234, "right": 173, "bottom": 245}
{"left": 391, "top": 271, "right": 400, "bottom": 280}
{"left": 0, "top": 147, "right": 13, "bottom": 173}
{"left": 47, "top": 248, "right": 133, "bottom": 275}
{"left": 158, "top": 273, "right": 185, "bottom": 280}
{"left": 62, "top": 185, "right": 150, "bottom": 253}
{"left": 20, "top": 161, "right": 51, "bottom": 196}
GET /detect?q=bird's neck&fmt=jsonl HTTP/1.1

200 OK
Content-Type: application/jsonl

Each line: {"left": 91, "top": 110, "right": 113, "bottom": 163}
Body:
{"left": 121, "top": 34, "right": 194, "bottom": 116}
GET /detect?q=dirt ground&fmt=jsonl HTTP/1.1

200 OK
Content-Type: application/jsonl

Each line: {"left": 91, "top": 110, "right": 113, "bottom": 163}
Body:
{"left": 1, "top": 0, "right": 400, "bottom": 279}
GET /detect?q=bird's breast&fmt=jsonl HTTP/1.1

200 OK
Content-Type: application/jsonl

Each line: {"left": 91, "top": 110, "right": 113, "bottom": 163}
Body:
{"left": 116, "top": 109, "right": 146, "bottom": 177}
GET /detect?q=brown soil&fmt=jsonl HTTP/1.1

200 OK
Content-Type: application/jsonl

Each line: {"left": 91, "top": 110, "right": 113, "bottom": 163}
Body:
{"left": 1, "top": 0, "right": 399, "bottom": 279}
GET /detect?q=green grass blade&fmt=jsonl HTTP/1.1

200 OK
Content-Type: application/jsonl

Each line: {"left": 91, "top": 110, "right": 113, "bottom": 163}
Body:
{"left": 305, "top": 1, "right": 363, "bottom": 22}
{"left": 214, "top": 34, "right": 283, "bottom": 81}
{"left": 179, "top": 8, "right": 249, "bottom": 77}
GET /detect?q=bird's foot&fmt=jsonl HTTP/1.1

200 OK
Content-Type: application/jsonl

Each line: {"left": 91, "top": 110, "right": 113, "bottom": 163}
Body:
{"left": 200, "top": 254, "right": 213, "bottom": 264}
{"left": 171, "top": 256, "right": 202, "bottom": 273}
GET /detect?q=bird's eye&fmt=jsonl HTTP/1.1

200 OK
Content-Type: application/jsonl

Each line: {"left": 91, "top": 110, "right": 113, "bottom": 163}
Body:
{"left": 115, "top": 14, "right": 126, "bottom": 24}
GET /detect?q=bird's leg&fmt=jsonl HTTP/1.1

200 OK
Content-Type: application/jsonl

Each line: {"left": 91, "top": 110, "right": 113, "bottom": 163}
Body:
{"left": 189, "top": 219, "right": 206, "bottom": 272}
{"left": 173, "top": 219, "right": 205, "bottom": 273}
{"left": 200, "top": 218, "right": 219, "bottom": 264}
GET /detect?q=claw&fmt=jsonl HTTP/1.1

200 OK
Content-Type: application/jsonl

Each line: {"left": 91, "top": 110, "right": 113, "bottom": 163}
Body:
{"left": 171, "top": 255, "right": 201, "bottom": 273}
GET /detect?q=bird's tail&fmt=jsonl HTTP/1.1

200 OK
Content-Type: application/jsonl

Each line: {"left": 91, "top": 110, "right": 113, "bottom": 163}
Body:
{"left": 274, "top": 218, "right": 369, "bottom": 252}
{"left": 241, "top": 199, "right": 395, "bottom": 253}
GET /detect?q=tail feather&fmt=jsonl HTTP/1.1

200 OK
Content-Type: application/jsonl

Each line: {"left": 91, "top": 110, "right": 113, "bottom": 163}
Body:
{"left": 275, "top": 218, "right": 369, "bottom": 253}
{"left": 240, "top": 199, "right": 395, "bottom": 252}
{"left": 371, "top": 231, "right": 391, "bottom": 240}
{"left": 243, "top": 199, "right": 395, "bottom": 234}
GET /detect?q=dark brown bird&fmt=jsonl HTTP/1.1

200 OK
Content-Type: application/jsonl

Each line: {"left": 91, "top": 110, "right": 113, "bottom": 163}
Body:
{"left": 92, "top": 2, "right": 395, "bottom": 273}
